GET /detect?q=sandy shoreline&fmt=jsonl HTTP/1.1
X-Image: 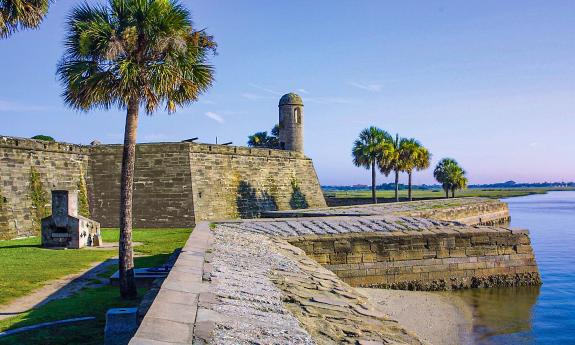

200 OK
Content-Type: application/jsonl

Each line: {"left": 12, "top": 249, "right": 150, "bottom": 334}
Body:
{"left": 358, "top": 288, "right": 474, "bottom": 345}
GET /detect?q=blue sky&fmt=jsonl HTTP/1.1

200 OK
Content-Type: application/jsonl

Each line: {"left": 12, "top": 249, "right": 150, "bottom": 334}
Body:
{"left": 1, "top": 1, "right": 574, "bottom": 185}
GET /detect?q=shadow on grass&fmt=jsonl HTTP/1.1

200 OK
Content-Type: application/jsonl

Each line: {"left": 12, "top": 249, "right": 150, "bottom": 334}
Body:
{"left": 0, "top": 245, "right": 42, "bottom": 249}
{"left": 0, "top": 252, "right": 177, "bottom": 345}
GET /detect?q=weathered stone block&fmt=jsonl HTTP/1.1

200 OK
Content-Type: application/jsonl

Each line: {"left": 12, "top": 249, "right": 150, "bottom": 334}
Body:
{"left": 334, "top": 240, "right": 351, "bottom": 253}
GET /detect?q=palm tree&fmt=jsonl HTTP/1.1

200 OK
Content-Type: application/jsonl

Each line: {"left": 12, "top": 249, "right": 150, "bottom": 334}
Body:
{"left": 57, "top": 0, "right": 216, "bottom": 299}
{"left": 0, "top": 0, "right": 50, "bottom": 38}
{"left": 352, "top": 127, "right": 392, "bottom": 204}
{"left": 247, "top": 125, "right": 280, "bottom": 148}
{"left": 399, "top": 138, "right": 431, "bottom": 201}
{"left": 450, "top": 168, "right": 468, "bottom": 198}
{"left": 379, "top": 133, "right": 404, "bottom": 202}
{"left": 434, "top": 158, "right": 466, "bottom": 198}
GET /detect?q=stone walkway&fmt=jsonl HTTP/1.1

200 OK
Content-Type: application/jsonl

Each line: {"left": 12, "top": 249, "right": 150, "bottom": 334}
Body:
{"left": 0, "top": 259, "right": 117, "bottom": 321}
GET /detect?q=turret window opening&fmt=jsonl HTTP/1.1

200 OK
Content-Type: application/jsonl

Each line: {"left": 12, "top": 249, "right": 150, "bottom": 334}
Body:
{"left": 294, "top": 108, "right": 301, "bottom": 124}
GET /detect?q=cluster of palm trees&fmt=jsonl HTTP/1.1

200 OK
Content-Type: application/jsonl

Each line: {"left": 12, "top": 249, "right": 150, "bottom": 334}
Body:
{"left": 3, "top": 0, "right": 216, "bottom": 299}
{"left": 352, "top": 127, "right": 468, "bottom": 203}
{"left": 352, "top": 127, "right": 431, "bottom": 203}
{"left": 433, "top": 158, "right": 468, "bottom": 198}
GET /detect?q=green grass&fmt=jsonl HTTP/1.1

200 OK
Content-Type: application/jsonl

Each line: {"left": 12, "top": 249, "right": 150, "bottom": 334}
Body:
{"left": 0, "top": 286, "right": 146, "bottom": 345}
{"left": 323, "top": 187, "right": 574, "bottom": 201}
{"left": 0, "top": 228, "right": 190, "bottom": 306}
{"left": 0, "top": 228, "right": 191, "bottom": 345}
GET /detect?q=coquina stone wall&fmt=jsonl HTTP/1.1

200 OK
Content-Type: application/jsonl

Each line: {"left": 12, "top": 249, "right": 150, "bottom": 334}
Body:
{"left": 288, "top": 228, "right": 540, "bottom": 290}
{"left": 89, "top": 143, "right": 196, "bottom": 228}
{"left": 0, "top": 136, "right": 326, "bottom": 238}
{"left": 188, "top": 144, "right": 325, "bottom": 222}
{"left": 0, "top": 136, "right": 90, "bottom": 239}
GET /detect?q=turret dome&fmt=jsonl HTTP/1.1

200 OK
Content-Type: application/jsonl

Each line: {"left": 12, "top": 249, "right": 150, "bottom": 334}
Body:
{"left": 279, "top": 93, "right": 303, "bottom": 106}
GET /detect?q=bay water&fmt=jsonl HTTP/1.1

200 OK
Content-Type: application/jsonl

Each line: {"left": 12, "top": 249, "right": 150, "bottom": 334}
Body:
{"left": 450, "top": 191, "right": 575, "bottom": 344}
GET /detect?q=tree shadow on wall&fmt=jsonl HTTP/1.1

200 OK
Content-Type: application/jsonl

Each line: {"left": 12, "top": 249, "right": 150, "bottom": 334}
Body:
{"left": 236, "top": 181, "right": 277, "bottom": 218}
{"left": 290, "top": 181, "right": 309, "bottom": 210}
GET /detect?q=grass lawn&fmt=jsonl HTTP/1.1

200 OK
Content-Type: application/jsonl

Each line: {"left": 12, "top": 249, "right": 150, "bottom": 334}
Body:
{"left": 0, "top": 228, "right": 191, "bottom": 345}
{"left": 323, "top": 187, "right": 574, "bottom": 201}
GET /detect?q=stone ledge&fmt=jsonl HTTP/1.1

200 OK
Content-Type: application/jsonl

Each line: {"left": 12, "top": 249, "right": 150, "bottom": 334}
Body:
{"left": 129, "top": 222, "right": 213, "bottom": 345}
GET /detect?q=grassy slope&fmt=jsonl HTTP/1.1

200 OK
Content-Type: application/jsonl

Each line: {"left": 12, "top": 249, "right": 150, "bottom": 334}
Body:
{"left": 0, "top": 228, "right": 191, "bottom": 345}
{"left": 323, "top": 187, "right": 574, "bottom": 200}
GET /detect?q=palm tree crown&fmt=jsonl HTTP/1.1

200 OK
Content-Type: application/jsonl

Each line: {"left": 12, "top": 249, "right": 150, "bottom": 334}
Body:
{"left": 57, "top": 0, "right": 216, "bottom": 113}
{"left": 0, "top": 0, "right": 50, "bottom": 38}
{"left": 352, "top": 127, "right": 392, "bottom": 168}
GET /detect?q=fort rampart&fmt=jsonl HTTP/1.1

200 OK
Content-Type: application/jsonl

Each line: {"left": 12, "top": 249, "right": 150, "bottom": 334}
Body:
{"left": 0, "top": 136, "right": 326, "bottom": 239}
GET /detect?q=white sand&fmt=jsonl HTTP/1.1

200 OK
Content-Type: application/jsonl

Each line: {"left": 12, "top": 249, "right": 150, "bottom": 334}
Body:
{"left": 358, "top": 288, "right": 474, "bottom": 345}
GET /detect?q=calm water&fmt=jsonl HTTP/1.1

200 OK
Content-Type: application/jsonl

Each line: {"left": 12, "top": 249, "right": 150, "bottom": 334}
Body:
{"left": 451, "top": 191, "right": 575, "bottom": 344}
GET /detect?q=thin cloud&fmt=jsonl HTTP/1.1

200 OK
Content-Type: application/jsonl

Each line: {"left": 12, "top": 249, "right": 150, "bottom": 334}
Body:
{"left": 349, "top": 82, "right": 382, "bottom": 92}
{"left": 297, "top": 88, "right": 309, "bottom": 94}
{"left": 0, "top": 99, "right": 49, "bottom": 112}
{"left": 200, "top": 100, "right": 216, "bottom": 105}
{"left": 304, "top": 96, "right": 359, "bottom": 105}
{"left": 205, "top": 111, "right": 224, "bottom": 123}
{"left": 241, "top": 93, "right": 263, "bottom": 100}
{"left": 248, "top": 83, "right": 282, "bottom": 96}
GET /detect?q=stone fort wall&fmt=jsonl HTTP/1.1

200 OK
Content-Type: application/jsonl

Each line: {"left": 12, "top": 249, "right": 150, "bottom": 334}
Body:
{"left": 0, "top": 136, "right": 326, "bottom": 238}
{"left": 0, "top": 137, "right": 91, "bottom": 239}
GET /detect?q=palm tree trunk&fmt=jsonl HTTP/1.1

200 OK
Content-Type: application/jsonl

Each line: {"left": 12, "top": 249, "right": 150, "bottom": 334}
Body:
{"left": 371, "top": 160, "right": 377, "bottom": 204}
{"left": 451, "top": 189, "right": 455, "bottom": 198}
{"left": 444, "top": 187, "right": 449, "bottom": 198}
{"left": 408, "top": 171, "right": 412, "bottom": 201}
{"left": 119, "top": 97, "right": 139, "bottom": 300}
{"left": 394, "top": 169, "right": 399, "bottom": 202}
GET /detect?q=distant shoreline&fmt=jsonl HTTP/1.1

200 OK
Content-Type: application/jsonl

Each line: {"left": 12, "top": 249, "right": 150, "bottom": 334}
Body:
{"left": 322, "top": 187, "right": 575, "bottom": 204}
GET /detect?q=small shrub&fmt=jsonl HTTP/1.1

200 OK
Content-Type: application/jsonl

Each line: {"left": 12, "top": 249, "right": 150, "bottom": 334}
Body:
{"left": 31, "top": 135, "right": 55, "bottom": 142}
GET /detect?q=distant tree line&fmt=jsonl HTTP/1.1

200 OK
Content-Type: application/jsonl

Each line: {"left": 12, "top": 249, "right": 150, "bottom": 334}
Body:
{"left": 323, "top": 181, "right": 575, "bottom": 190}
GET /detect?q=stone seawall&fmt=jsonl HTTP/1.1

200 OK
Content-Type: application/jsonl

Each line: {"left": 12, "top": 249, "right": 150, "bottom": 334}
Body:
{"left": 0, "top": 136, "right": 326, "bottom": 237}
{"left": 288, "top": 228, "right": 539, "bottom": 290}
{"left": 218, "top": 216, "right": 541, "bottom": 291}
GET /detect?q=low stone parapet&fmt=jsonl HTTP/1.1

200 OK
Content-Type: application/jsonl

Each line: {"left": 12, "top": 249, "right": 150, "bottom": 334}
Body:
{"left": 263, "top": 197, "right": 511, "bottom": 226}
{"left": 288, "top": 227, "right": 540, "bottom": 290}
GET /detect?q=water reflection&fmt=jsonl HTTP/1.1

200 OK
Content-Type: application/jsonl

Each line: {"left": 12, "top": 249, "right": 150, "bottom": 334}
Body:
{"left": 449, "top": 286, "right": 540, "bottom": 344}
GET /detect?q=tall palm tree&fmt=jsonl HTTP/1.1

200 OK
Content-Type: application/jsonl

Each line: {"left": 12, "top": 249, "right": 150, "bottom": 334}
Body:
{"left": 399, "top": 138, "right": 431, "bottom": 201}
{"left": 57, "top": 0, "right": 216, "bottom": 299}
{"left": 0, "top": 0, "right": 50, "bottom": 38}
{"left": 352, "top": 127, "right": 392, "bottom": 204}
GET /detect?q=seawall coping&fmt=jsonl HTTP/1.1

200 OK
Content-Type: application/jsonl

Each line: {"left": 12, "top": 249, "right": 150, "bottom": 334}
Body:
{"left": 129, "top": 222, "right": 213, "bottom": 345}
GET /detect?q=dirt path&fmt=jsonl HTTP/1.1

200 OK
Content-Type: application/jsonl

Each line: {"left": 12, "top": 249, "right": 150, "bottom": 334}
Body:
{"left": 0, "top": 259, "right": 117, "bottom": 321}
